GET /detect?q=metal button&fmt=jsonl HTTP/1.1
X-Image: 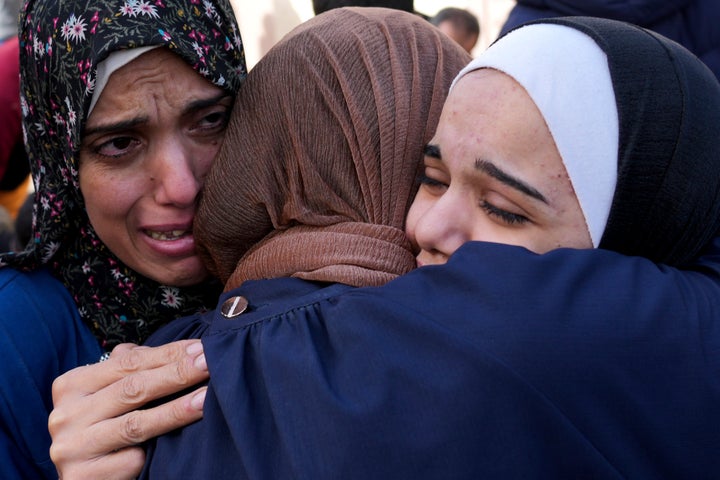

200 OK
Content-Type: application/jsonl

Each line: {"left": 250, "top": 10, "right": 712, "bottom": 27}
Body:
{"left": 221, "top": 296, "right": 249, "bottom": 318}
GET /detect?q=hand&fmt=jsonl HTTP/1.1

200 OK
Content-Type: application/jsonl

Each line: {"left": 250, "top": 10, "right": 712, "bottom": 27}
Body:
{"left": 49, "top": 340, "right": 209, "bottom": 480}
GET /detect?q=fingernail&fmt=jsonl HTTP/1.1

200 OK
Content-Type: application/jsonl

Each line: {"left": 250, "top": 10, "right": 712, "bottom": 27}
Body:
{"left": 186, "top": 341, "right": 203, "bottom": 356}
{"left": 190, "top": 388, "right": 206, "bottom": 410}
{"left": 194, "top": 353, "right": 207, "bottom": 371}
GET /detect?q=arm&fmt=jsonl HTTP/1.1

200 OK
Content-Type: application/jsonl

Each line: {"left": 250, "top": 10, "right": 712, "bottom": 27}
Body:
{"left": 49, "top": 340, "right": 209, "bottom": 480}
{"left": 0, "top": 267, "right": 102, "bottom": 479}
{"left": 143, "top": 240, "right": 720, "bottom": 478}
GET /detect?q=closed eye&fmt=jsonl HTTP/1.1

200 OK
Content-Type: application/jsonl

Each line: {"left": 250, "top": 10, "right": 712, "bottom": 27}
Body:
{"left": 418, "top": 173, "right": 448, "bottom": 194}
{"left": 481, "top": 200, "right": 529, "bottom": 225}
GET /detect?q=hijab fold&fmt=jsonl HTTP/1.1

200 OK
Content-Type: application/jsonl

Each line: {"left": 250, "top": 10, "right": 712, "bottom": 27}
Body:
{"left": 196, "top": 7, "right": 471, "bottom": 289}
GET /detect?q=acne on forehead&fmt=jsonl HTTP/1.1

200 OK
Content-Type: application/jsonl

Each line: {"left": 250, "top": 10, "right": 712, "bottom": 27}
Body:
{"left": 463, "top": 70, "right": 538, "bottom": 127}
{"left": 461, "top": 69, "right": 529, "bottom": 103}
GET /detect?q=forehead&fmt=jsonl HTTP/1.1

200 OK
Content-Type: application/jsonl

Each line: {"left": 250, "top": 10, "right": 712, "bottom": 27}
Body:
{"left": 452, "top": 69, "right": 527, "bottom": 108}
{"left": 87, "top": 48, "right": 222, "bottom": 124}
{"left": 434, "top": 69, "right": 569, "bottom": 189}
{"left": 439, "top": 69, "right": 546, "bottom": 143}
{"left": 104, "top": 48, "right": 203, "bottom": 89}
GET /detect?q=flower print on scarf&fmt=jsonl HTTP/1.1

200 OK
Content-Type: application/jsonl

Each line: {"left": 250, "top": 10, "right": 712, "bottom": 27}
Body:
{"left": 4, "top": 0, "right": 246, "bottom": 349}
{"left": 161, "top": 287, "right": 183, "bottom": 309}
{"left": 135, "top": 1, "right": 161, "bottom": 18}
{"left": 60, "top": 14, "right": 87, "bottom": 43}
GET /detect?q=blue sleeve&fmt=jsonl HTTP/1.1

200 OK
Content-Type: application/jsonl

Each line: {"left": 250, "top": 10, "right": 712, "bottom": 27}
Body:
{"left": 0, "top": 268, "right": 102, "bottom": 479}
{"left": 143, "top": 241, "right": 720, "bottom": 479}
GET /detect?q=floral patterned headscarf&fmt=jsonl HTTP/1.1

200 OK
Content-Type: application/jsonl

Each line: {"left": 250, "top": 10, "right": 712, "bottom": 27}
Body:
{"left": 1, "top": 0, "right": 246, "bottom": 349}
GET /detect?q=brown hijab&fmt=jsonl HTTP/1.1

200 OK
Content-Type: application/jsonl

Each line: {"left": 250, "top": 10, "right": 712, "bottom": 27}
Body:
{"left": 195, "top": 7, "right": 471, "bottom": 290}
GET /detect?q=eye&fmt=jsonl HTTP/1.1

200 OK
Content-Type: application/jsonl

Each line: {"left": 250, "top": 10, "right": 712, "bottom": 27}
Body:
{"left": 418, "top": 171, "right": 448, "bottom": 195}
{"left": 93, "top": 136, "right": 140, "bottom": 158}
{"left": 481, "top": 200, "right": 529, "bottom": 225}
{"left": 190, "top": 103, "right": 231, "bottom": 136}
{"left": 197, "top": 110, "right": 229, "bottom": 130}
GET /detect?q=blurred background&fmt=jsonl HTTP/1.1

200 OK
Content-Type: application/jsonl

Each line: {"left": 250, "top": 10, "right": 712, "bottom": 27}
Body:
{"left": 229, "top": 0, "right": 515, "bottom": 68}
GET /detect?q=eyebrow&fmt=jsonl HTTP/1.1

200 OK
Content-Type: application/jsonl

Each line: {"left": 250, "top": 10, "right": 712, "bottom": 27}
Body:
{"left": 83, "top": 117, "right": 148, "bottom": 137}
{"left": 424, "top": 144, "right": 441, "bottom": 160}
{"left": 185, "top": 93, "right": 233, "bottom": 114}
{"left": 83, "top": 93, "right": 232, "bottom": 137}
{"left": 475, "top": 159, "right": 548, "bottom": 204}
{"left": 423, "top": 143, "right": 548, "bottom": 204}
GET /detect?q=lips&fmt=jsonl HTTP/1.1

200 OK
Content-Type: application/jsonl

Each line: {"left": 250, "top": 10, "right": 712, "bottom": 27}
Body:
{"left": 145, "top": 229, "right": 188, "bottom": 241}
{"left": 141, "top": 226, "right": 197, "bottom": 258}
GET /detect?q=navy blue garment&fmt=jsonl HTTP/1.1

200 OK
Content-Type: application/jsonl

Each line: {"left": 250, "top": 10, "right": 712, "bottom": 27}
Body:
{"left": 0, "top": 268, "right": 102, "bottom": 479}
{"left": 142, "top": 238, "right": 720, "bottom": 479}
{"left": 500, "top": 0, "right": 720, "bottom": 81}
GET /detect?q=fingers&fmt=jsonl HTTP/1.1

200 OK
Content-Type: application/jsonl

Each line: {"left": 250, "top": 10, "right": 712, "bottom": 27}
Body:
{"left": 50, "top": 340, "right": 210, "bottom": 479}
{"left": 109, "top": 342, "right": 139, "bottom": 358}
{"left": 52, "top": 340, "right": 202, "bottom": 396}
{"left": 52, "top": 386, "right": 206, "bottom": 463}
{"left": 52, "top": 340, "right": 208, "bottom": 420}
{"left": 94, "top": 387, "right": 207, "bottom": 453}
{"left": 52, "top": 445, "right": 146, "bottom": 480}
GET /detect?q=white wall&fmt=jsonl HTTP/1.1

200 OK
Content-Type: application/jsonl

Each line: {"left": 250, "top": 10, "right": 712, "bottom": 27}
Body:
{"left": 230, "top": 0, "right": 515, "bottom": 68}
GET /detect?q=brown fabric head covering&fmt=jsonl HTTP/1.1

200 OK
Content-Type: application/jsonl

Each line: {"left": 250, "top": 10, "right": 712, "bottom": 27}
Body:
{"left": 195, "top": 7, "right": 470, "bottom": 290}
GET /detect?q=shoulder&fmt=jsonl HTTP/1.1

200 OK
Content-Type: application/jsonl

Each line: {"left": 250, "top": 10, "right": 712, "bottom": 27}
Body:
{"left": 0, "top": 266, "right": 101, "bottom": 375}
{"left": 204, "top": 277, "right": 353, "bottom": 337}
{"left": 0, "top": 267, "right": 81, "bottom": 322}
{"left": 0, "top": 267, "right": 102, "bottom": 376}
{"left": 0, "top": 268, "right": 101, "bottom": 478}
{"left": 145, "top": 278, "right": 338, "bottom": 345}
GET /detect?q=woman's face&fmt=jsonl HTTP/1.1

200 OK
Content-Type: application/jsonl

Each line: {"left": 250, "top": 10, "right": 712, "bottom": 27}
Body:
{"left": 79, "top": 48, "right": 232, "bottom": 286}
{"left": 405, "top": 69, "right": 592, "bottom": 267}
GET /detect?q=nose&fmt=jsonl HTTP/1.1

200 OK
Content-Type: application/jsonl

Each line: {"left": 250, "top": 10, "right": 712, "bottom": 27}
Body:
{"left": 150, "top": 137, "right": 203, "bottom": 208}
{"left": 414, "top": 190, "right": 472, "bottom": 262}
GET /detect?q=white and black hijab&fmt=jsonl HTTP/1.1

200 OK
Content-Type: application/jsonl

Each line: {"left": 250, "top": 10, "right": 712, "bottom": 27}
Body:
{"left": 454, "top": 16, "right": 720, "bottom": 266}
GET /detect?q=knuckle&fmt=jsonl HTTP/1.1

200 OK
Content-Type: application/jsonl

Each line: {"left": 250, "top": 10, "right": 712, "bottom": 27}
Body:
{"left": 120, "top": 411, "right": 147, "bottom": 444}
{"left": 49, "top": 440, "right": 71, "bottom": 464}
{"left": 51, "top": 375, "right": 69, "bottom": 402}
{"left": 119, "top": 374, "right": 146, "bottom": 403}
{"left": 117, "top": 349, "right": 143, "bottom": 372}
{"left": 162, "top": 341, "right": 188, "bottom": 363}
{"left": 51, "top": 365, "right": 85, "bottom": 400}
{"left": 169, "top": 398, "right": 192, "bottom": 424}
{"left": 47, "top": 408, "right": 69, "bottom": 436}
{"left": 173, "top": 357, "right": 192, "bottom": 385}
{"left": 115, "top": 342, "right": 187, "bottom": 373}
{"left": 111, "top": 343, "right": 140, "bottom": 357}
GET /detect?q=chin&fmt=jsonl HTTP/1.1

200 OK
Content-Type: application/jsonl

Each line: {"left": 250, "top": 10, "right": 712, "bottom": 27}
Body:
{"left": 144, "top": 260, "right": 210, "bottom": 287}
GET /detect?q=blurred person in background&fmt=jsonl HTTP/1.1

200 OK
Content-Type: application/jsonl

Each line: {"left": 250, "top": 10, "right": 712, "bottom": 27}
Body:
{"left": 0, "top": 0, "right": 21, "bottom": 42}
{"left": 431, "top": 7, "right": 480, "bottom": 54}
{"left": 0, "top": 32, "right": 31, "bottom": 221}
{"left": 0, "top": 205, "right": 17, "bottom": 252}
